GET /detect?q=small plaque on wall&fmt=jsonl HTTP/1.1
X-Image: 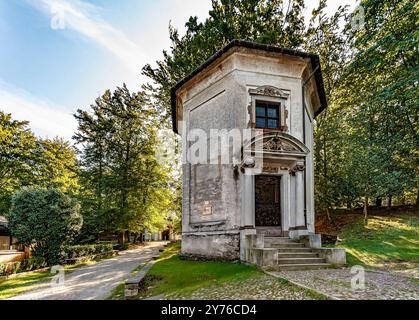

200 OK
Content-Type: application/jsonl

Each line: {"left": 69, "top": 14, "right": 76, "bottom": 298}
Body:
{"left": 202, "top": 201, "right": 213, "bottom": 216}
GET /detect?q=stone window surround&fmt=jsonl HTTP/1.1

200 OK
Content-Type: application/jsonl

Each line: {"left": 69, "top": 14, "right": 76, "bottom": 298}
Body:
{"left": 248, "top": 86, "right": 290, "bottom": 132}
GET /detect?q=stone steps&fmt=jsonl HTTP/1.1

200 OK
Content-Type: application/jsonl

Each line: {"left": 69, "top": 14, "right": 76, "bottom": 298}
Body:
{"left": 264, "top": 237, "right": 299, "bottom": 245}
{"left": 271, "top": 263, "right": 333, "bottom": 271}
{"left": 261, "top": 236, "right": 331, "bottom": 270}
{"left": 277, "top": 252, "right": 319, "bottom": 259}
{"left": 277, "top": 257, "right": 326, "bottom": 264}
{"left": 269, "top": 242, "right": 306, "bottom": 248}
{"left": 276, "top": 247, "right": 313, "bottom": 253}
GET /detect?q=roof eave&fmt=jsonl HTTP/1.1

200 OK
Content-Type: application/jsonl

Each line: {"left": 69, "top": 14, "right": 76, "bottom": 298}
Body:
{"left": 171, "top": 40, "right": 328, "bottom": 133}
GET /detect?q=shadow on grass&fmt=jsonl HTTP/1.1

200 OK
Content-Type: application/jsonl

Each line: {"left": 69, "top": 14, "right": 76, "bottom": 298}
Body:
{"left": 335, "top": 213, "right": 419, "bottom": 269}
{"left": 136, "top": 242, "right": 260, "bottom": 299}
{"left": 0, "top": 271, "right": 52, "bottom": 300}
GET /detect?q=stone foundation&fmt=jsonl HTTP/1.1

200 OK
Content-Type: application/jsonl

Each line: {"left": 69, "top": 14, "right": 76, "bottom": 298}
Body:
{"left": 181, "top": 232, "right": 240, "bottom": 261}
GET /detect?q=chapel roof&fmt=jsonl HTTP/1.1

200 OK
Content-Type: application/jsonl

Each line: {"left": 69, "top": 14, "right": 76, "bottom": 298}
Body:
{"left": 171, "top": 39, "right": 328, "bottom": 133}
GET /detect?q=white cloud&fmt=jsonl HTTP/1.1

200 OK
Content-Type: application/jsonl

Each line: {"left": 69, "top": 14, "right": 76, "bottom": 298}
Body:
{"left": 29, "top": 0, "right": 146, "bottom": 71}
{"left": 0, "top": 80, "right": 76, "bottom": 141}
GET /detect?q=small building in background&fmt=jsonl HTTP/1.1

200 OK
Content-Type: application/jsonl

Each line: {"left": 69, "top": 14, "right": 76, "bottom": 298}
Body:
{"left": 0, "top": 215, "right": 25, "bottom": 263}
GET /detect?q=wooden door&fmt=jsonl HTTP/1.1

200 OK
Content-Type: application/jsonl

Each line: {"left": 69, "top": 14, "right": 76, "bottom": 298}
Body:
{"left": 255, "top": 175, "right": 281, "bottom": 226}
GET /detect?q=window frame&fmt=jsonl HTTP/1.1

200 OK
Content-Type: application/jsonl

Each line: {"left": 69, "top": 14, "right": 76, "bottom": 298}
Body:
{"left": 248, "top": 86, "right": 290, "bottom": 132}
{"left": 255, "top": 101, "right": 281, "bottom": 130}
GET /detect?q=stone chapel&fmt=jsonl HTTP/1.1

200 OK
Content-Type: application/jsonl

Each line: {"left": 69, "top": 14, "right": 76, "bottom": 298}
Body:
{"left": 171, "top": 40, "right": 346, "bottom": 269}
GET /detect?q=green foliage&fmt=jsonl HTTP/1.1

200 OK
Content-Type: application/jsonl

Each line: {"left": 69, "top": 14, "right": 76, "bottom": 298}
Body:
{"left": 74, "top": 85, "right": 176, "bottom": 241}
{"left": 0, "top": 257, "right": 48, "bottom": 277}
{"left": 143, "top": 0, "right": 307, "bottom": 121}
{"left": 0, "top": 111, "right": 80, "bottom": 213}
{"left": 8, "top": 188, "right": 83, "bottom": 265}
{"left": 0, "top": 112, "right": 37, "bottom": 212}
{"left": 64, "top": 244, "right": 113, "bottom": 259}
{"left": 311, "top": 0, "right": 418, "bottom": 210}
{"left": 112, "top": 243, "right": 129, "bottom": 251}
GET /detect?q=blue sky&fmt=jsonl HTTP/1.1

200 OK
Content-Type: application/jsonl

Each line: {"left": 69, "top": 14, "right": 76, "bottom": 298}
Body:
{"left": 0, "top": 0, "right": 357, "bottom": 141}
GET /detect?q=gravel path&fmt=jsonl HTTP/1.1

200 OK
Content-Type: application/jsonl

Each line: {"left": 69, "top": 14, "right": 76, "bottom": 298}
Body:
{"left": 272, "top": 268, "right": 419, "bottom": 300}
{"left": 9, "top": 242, "right": 166, "bottom": 300}
{"left": 166, "top": 275, "right": 328, "bottom": 300}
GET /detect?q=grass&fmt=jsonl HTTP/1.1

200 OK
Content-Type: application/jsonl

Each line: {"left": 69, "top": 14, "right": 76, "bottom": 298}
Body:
{"left": 107, "top": 282, "right": 125, "bottom": 300}
{"left": 335, "top": 213, "right": 419, "bottom": 270}
{"left": 136, "top": 242, "right": 258, "bottom": 299}
{"left": 132, "top": 242, "right": 326, "bottom": 300}
{"left": 0, "top": 255, "right": 114, "bottom": 300}
{"left": 0, "top": 270, "right": 53, "bottom": 300}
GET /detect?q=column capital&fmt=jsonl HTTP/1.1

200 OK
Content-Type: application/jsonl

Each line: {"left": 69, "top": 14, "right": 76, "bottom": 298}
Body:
{"left": 289, "top": 161, "right": 305, "bottom": 175}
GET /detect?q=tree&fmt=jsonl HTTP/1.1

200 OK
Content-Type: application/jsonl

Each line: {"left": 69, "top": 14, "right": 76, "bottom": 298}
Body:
{"left": 0, "top": 111, "right": 37, "bottom": 213}
{"left": 74, "top": 85, "right": 175, "bottom": 242}
{"left": 0, "top": 112, "right": 80, "bottom": 213}
{"left": 303, "top": 1, "right": 350, "bottom": 218}
{"left": 143, "top": 0, "right": 307, "bottom": 123}
{"left": 334, "top": 0, "right": 419, "bottom": 211}
{"left": 35, "top": 137, "right": 79, "bottom": 194}
{"left": 8, "top": 188, "right": 82, "bottom": 264}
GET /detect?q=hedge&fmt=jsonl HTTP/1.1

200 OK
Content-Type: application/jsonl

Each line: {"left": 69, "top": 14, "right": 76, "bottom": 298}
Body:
{"left": 64, "top": 244, "right": 114, "bottom": 260}
{"left": 0, "top": 256, "right": 47, "bottom": 277}
{"left": 0, "top": 244, "right": 115, "bottom": 277}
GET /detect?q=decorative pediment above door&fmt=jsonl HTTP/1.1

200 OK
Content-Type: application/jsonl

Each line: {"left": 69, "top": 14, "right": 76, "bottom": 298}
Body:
{"left": 246, "top": 132, "right": 309, "bottom": 156}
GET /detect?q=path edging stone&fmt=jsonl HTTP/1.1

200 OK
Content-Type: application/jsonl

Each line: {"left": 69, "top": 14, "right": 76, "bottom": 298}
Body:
{"left": 124, "top": 252, "right": 162, "bottom": 299}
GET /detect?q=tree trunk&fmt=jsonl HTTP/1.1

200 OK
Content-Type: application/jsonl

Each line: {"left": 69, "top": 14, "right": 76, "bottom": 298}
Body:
{"left": 326, "top": 207, "right": 332, "bottom": 222}
{"left": 388, "top": 196, "right": 392, "bottom": 209}
{"left": 375, "top": 197, "right": 382, "bottom": 208}
{"left": 118, "top": 231, "right": 125, "bottom": 244}
{"left": 364, "top": 197, "right": 369, "bottom": 225}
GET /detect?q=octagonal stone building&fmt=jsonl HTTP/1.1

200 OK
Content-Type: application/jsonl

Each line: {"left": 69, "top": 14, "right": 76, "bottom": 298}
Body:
{"left": 171, "top": 40, "right": 345, "bottom": 268}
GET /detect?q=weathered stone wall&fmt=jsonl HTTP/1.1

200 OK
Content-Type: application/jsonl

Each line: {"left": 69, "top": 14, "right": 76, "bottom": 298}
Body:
{"left": 179, "top": 48, "right": 317, "bottom": 259}
{"left": 181, "top": 233, "right": 240, "bottom": 260}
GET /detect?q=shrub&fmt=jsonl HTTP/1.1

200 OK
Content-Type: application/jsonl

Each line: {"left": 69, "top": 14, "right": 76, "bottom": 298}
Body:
{"left": 113, "top": 243, "right": 129, "bottom": 251}
{"left": 64, "top": 244, "right": 113, "bottom": 260}
{"left": 8, "top": 188, "right": 83, "bottom": 265}
{"left": 0, "top": 257, "right": 47, "bottom": 277}
{"left": 20, "top": 256, "right": 48, "bottom": 271}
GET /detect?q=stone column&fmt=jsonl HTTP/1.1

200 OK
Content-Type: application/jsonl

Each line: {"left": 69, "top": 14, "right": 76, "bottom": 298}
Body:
{"left": 241, "top": 168, "right": 255, "bottom": 227}
{"left": 240, "top": 160, "right": 257, "bottom": 261}
{"left": 291, "top": 161, "right": 306, "bottom": 229}
{"left": 281, "top": 173, "right": 290, "bottom": 233}
{"left": 295, "top": 170, "right": 305, "bottom": 227}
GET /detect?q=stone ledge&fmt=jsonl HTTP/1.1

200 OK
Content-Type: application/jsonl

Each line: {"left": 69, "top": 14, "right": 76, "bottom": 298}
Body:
{"left": 179, "top": 253, "right": 239, "bottom": 263}
{"left": 245, "top": 248, "right": 278, "bottom": 267}
{"left": 311, "top": 248, "right": 347, "bottom": 266}
{"left": 125, "top": 260, "right": 157, "bottom": 299}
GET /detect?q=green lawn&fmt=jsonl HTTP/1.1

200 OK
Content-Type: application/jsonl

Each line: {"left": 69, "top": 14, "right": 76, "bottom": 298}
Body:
{"left": 335, "top": 213, "right": 419, "bottom": 269}
{"left": 0, "top": 257, "right": 110, "bottom": 300}
{"left": 132, "top": 242, "right": 326, "bottom": 300}
{"left": 0, "top": 270, "right": 53, "bottom": 300}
